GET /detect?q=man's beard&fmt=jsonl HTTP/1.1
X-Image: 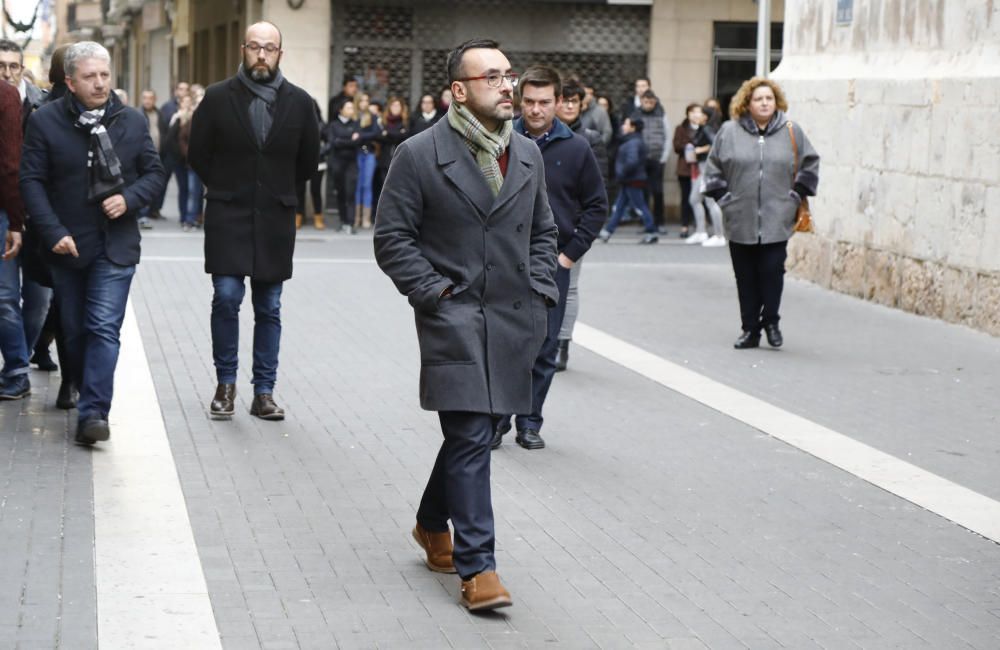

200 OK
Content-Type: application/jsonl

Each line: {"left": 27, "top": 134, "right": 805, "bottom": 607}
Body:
{"left": 245, "top": 56, "right": 277, "bottom": 82}
{"left": 250, "top": 64, "right": 276, "bottom": 82}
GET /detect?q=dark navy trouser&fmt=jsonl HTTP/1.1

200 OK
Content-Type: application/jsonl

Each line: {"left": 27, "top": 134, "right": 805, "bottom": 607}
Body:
{"left": 417, "top": 411, "right": 498, "bottom": 580}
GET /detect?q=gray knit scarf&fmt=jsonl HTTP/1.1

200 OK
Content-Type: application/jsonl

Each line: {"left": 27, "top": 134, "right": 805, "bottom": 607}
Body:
{"left": 237, "top": 63, "right": 285, "bottom": 146}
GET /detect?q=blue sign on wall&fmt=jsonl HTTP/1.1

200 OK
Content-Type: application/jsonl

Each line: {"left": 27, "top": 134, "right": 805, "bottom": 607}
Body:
{"left": 837, "top": 0, "right": 854, "bottom": 25}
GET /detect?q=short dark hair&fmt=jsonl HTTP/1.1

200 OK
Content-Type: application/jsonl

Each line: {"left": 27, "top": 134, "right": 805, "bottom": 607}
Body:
{"left": 635, "top": 76, "right": 651, "bottom": 85}
{"left": 518, "top": 65, "right": 562, "bottom": 99}
{"left": 446, "top": 38, "right": 500, "bottom": 84}
{"left": 48, "top": 44, "right": 69, "bottom": 85}
{"left": 641, "top": 90, "right": 657, "bottom": 101}
{"left": 561, "top": 76, "right": 585, "bottom": 102}
{"left": 342, "top": 75, "right": 357, "bottom": 88}
{"left": 0, "top": 39, "right": 22, "bottom": 61}
{"left": 627, "top": 113, "right": 645, "bottom": 131}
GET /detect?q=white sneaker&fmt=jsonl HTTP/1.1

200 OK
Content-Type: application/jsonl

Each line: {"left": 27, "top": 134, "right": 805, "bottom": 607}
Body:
{"left": 702, "top": 235, "right": 727, "bottom": 247}
{"left": 685, "top": 232, "right": 709, "bottom": 245}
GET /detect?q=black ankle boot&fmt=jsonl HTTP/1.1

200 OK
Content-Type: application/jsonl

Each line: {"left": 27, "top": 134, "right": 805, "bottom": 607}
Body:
{"left": 764, "top": 323, "right": 783, "bottom": 348}
{"left": 733, "top": 331, "right": 761, "bottom": 349}
{"left": 555, "top": 339, "right": 570, "bottom": 372}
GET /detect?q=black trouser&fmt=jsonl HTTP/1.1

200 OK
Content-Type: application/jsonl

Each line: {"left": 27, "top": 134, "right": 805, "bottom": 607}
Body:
{"left": 498, "top": 265, "right": 570, "bottom": 433}
{"left": 331, "top": 158, "right": 357, "bottom": 226}
{"left": 728, "top": 240, "right": 788, "bottom": 333}
{"left": 643, "top": 160, "right": 665, "bottom": 226}
{"left": 677, "top": 176, "right": 694, "bottom": 229}
{"left": 417, "top": 411, "right": 497, "bottom": 580}
{"left": 296, "top": 168, "right": 324, "bottom": 215}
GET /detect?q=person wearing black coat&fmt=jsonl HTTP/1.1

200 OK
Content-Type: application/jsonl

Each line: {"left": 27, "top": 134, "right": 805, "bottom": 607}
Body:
{"left": 327, "top": 99, "right": 362, "bottom": 232}
{"left": 372, "top": 96, "right": 409, "bottom": 216}
{"left": 408, "top": 93, "right": 441, "bottom": 137}
{"left": 19, "top": 42, "right": 166, "bottom": 444}
{"left": 187, "top": 22, "right": 320, "bottom": 421}
{"left": 22, "top": 44, "right": 74, "bottom": 409}
{"left": 295, "top": 96, "right": 326, "bottom": 229}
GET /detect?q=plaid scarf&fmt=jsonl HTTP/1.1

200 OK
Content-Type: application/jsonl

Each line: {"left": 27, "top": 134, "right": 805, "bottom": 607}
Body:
{"left": 74, "top": 105, "right": 125, "bottom": 202}
{"left": 446, "top": 102, "right": 512, "bottom": 197}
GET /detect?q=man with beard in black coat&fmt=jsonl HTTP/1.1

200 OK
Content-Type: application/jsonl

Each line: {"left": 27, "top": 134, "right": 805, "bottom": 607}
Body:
{"left": 188, "top": 21, "right": 319, "bottom": 421}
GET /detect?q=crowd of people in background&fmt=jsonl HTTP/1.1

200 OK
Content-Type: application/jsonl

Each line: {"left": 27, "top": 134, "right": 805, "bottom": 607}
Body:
{"left": 313, "top": 72, "right": 736, "bottom": 245}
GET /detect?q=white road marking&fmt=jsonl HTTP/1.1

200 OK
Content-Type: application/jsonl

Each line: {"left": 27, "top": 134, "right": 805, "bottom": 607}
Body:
{"left": 573, "top": 322, "right": 1000, "bottom": 544}
{"left": 93, "top": 301, "right": 222, "bottom": 648}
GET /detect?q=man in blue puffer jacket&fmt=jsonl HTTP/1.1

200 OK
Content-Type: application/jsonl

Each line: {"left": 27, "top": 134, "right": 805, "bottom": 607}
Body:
{"left": 599, "top": 114, "right": 658, "bottom": 244}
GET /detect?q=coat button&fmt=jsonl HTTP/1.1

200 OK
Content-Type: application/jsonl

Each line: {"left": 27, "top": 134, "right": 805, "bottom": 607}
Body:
{"left": 516, "top": 224, "right": 524, "bottom": 232}
{"left": 484, "top": 225, "right": 490, "bottom": 232}
{"left": 513, "top": 300, "right": 522, "bottom": 310}
{"left": 486, "top": 263, "right": 494, "bottom": 271}
{"left": 517, "top": 262, "right": 525, "bottom": 271}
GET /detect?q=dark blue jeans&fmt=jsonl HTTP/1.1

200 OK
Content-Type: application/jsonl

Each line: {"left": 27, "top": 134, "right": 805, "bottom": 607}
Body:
{"left": 210, "top": 275, "right": 283, "bottom": 394}
{"left": 417, "top": 411, "right": 497, "bottom": 580}
{"left": 21, "top": 276, "right": 53, "bottom": 353}
{"left": 50, "top": 254, "right": 135, "bottom": 421}
{"left": 605, "top": 186, "right": 656, "bottom": 234}
{"left": 499, "top": 265, "right": 570, "bottom": 433}
{"left": 0, "top": 211, "right": 30, "bottom": 380}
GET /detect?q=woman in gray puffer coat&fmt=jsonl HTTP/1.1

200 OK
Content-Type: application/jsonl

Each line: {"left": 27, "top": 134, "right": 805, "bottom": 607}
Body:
{"left": 703, "top": 77, "right": 819, "bottom": 350}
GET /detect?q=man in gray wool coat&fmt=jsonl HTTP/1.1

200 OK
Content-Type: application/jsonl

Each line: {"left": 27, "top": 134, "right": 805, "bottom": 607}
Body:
{"left": 374, "top": 38, "right": 558, "bottom": 611}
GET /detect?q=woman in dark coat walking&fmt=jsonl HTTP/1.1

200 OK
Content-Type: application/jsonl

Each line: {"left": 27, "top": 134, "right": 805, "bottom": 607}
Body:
{"left": 703, "top": 77, "right": 819, "bottom": 349}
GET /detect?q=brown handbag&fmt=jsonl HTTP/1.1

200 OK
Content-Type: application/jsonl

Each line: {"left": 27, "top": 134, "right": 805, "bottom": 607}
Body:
{"left": 787, "top": 122, "right": 814, "bottom": 233}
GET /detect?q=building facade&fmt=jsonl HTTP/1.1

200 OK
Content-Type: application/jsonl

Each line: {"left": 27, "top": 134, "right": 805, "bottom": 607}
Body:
{"left": 777, "top": 0, "right": 1000, "bottom": 335}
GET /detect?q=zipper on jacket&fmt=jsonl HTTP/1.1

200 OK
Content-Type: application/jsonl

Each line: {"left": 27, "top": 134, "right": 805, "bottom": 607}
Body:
{"left": 757, "top": 134, "right": 765, "bottom": 240}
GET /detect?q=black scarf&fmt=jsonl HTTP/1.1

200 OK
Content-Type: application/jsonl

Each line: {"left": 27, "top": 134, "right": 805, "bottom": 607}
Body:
{"left": 73, "top": 98, "right": 125, "bottom": 203}
{"left": 236, "top": 63, "right": 285, "bottom": 146}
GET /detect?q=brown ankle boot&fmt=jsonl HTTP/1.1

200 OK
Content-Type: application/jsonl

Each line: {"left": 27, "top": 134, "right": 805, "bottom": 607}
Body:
{"left": 460, "top": 571, "right": 512, "bottom": 611}
{"left": 313, "top": 213, "right": 326, "bottom": 230}
{"left": 353, "top": 205, "right": 362, "bottom": 228}
{"left": 295, "top": 213, "right": 303, "bottom": 229}
{"left": 361, "top": 207, "right": 372, "bottom": 229}
{"left": 412, "top": 524, "right": 456, "bottom": 573}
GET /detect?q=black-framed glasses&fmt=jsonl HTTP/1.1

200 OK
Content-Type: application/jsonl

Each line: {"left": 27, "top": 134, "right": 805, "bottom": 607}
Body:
{"left": 243, "top": 42, "right": 280, "bottom": 54}
{"left": 562, "top": 97, "right": 581, "bottom": 106}
{"left": 0, "top": 62, "right": 22, "bottom": 72}
{"left": 456, "top": 72, "right": 519, "bottom": 88}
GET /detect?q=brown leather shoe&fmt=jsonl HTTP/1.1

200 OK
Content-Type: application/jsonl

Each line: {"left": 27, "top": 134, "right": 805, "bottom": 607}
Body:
{"left": 412, "top": 524, "right": 456, "bottom": 573}
{"left": 210, "top": 383, "right": 236, "bottom": 419}
{"left": 250, "top": 393, "right": 285, "bottom": 420}
{"left": 461, "top": 571, "right": 512, "bottom": 611}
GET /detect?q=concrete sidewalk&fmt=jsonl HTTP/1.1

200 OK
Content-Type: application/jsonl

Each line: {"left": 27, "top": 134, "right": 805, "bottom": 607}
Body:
{"left": 1, "top": 224, "right": 998, "bottom": 649}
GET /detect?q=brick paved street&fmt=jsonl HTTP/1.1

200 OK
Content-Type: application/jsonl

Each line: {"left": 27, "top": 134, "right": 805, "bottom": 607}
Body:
{"left": 1, "top": 209, "right": 999, "bottom": 648}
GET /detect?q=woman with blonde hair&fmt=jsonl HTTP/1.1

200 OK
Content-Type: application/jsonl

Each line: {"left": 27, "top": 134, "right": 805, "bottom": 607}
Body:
{"left": 703, "top": 77, "right": 819, "bottom": 349}
{"left": 352, "top": 92, "right": 381, "bottom": 228}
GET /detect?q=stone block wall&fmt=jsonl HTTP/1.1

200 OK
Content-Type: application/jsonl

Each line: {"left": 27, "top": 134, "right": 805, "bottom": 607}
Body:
{"left": 773, "top": 0, "right": 1000, "bottom": 335}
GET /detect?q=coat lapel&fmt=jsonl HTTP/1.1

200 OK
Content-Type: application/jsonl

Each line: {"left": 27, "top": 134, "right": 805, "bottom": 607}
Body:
{"left": 434, "top": 120, "right": 494, "bottom": 219}
{"left": 489, "top": 134, "right": 533, "bottom": 217}
{"left": 227, "top": 77, "right": 257, "bottom": 148}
